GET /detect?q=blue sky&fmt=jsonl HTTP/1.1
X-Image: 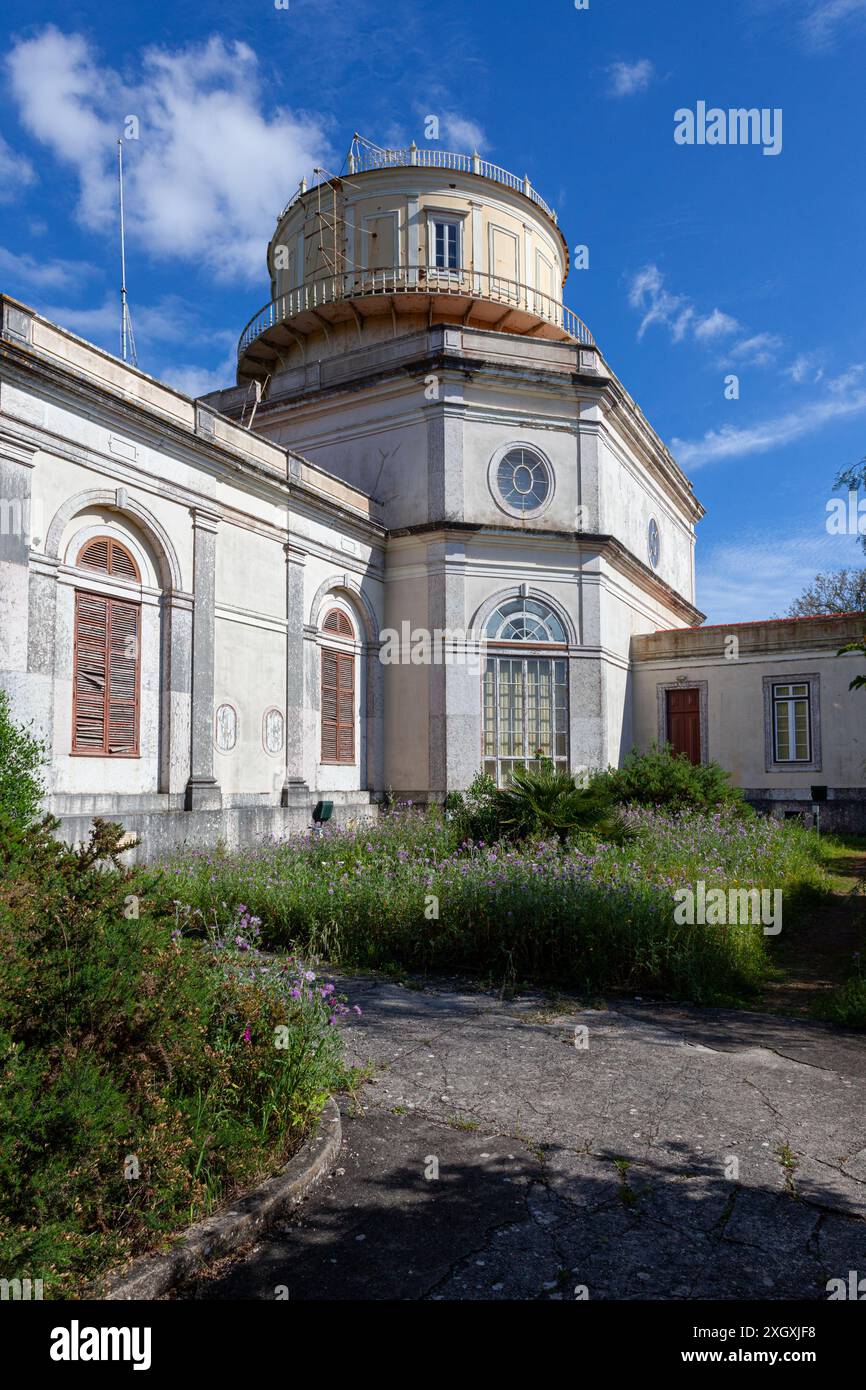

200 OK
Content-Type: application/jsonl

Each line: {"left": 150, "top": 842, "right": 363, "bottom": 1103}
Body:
{"left": 1, "top": 0, "right": 865, "bottom": 622}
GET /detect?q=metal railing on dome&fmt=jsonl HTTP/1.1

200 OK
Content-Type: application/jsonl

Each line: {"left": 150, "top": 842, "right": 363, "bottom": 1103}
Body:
{"left": 237, "top": 265, "right": 594, "bottom": 357}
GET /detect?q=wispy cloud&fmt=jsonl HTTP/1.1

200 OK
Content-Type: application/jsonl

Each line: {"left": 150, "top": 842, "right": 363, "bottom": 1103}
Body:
{"left": 0, "top": 244, "right": 96, "bottom": 292}
{"left": 607, "top": 59, "right": 655, "bottom": 98}
{"left": 160, "top": 351, "right": 237, "bottom": 399}
{"left": 672, "top": 367, "right": 866, "bottom": 469}
{"left": 442, "top": 113, "right": 488, "bottom": 152}
{"left": 785, "top": 351, "right": 825, "bottom": 384}
{"left": 698, "top": 528, "right": 865, "bottom": 623}
{"left": 0, "top": 132, "right": 36, "bottom": 201}
{"left": 627, "top": 263, "right": 782, "bottom": 368}
{"left": 801, "top": 0, "right": 866, "bottom": 49}
{"left": 6, "top": 27, "right": 330, "bottom": 281}
{"left": 39, "top": 294, "right": 232, "bottom": 354}
{"left": 719, "top": 332, "right": 783, "bottom": 368}
{"left": 693, "top": 309, "right": 740, "bottom": 342}
{"left": 628, "top": 264, "right": 693, "bottom": 340}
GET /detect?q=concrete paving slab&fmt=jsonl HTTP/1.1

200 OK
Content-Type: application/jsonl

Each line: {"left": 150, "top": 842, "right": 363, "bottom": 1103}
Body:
{"left": 182, "top": 977, "right": 866, "bottom": 1301}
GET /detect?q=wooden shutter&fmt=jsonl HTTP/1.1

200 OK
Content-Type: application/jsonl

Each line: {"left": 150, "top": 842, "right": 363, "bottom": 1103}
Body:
{"left": 78, "top": 537, "right": 140, "bottom": 581}
{"left": 73, "top": 593, "right": 109, "bottom": 752}
{"left": 321, "top": 648, "right": 355, "bottom": 764}
{"left": 322, "top": 608, "right": 355, "bottom": 639}
{"left": 73, "top": 591, "right": 140, "bottom": 756}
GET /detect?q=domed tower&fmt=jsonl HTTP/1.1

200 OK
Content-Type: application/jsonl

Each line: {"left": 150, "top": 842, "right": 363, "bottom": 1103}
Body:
{"left": 237, "top": 134, "right": 592, "bottom": 383}
{"left": 208, "top": 135, "right": 703, "bottom": 802}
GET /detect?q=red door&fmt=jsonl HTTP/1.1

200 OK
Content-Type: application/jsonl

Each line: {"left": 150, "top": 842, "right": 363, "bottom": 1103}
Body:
{"left": 666, "top": 688, "right": 701, "bottom": 765}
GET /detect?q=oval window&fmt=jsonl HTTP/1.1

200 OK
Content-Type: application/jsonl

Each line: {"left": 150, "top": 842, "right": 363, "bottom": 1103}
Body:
{"left": 263, "top": 707, "right": 285, "bottom": 754}
{"left": 215, "top": 703, "right": 238, "bottom": 752}
{"left": 648, "top": 517, "right": 660, "bottom": 569}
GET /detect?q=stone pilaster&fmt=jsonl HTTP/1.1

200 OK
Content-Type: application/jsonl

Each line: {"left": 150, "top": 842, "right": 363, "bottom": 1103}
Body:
{"left": 0, "top": 430, "right": 37, "bottom": 716}
{"left": 185, "top": 508, "right": 221, "bottom": 810}
{"left": 161, "top": 592, "right": 193, "bottom": 795}
{"left": 281, "top": 542, "right": 309, "bottom": 807}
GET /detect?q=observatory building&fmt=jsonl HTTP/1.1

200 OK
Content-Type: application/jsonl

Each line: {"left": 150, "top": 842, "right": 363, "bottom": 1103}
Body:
{"left": 1, "top": 135, "right": 863, "bottom": 855}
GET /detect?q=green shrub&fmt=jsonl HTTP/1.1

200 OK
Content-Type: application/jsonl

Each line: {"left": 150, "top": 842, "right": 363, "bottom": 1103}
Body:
{"left": 0, "top": 689, "right": 45, "bottom": 827}
{"left": 444, "top": 771, "right": 500, "bottom": 843}
{"left": 590, "top": 743, "right": 747, "bottom": 812}
{"left": 815, "top": 963, "right": 866, "bottom": 1029}
{"left": 492, "top": 760, "right": 632, "bottom": 845}
{"left": 0, "top": 816, "right": 349, "bottom": 1296}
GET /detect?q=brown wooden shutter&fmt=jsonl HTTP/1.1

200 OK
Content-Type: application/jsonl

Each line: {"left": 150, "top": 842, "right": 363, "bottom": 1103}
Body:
{"left": 321, "top": 648, "right": 355, "bottom": 763}
{"left": 322, "top": 608, "right": 355, "bottom": 638}
{"left": 107, "top": 600, "right": 139, "bottom": 753}
{"left": 78, "top": 537, "right": 140, "bottom": 581}
{"left": 73, "top": 592, "right": 109, "bottom": 752}
{"left": 73, "top": 591, "right": 140, "bottom": 756}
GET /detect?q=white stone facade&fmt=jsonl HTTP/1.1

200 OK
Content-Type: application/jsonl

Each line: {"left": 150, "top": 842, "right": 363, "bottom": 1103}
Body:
{"left": 1, "top": 144, "right": 863, "bottom": 856}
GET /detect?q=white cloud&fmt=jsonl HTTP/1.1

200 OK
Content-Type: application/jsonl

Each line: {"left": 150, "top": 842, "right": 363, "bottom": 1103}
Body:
{"left": 0, "top": 132, "right": 36, "bottom": 201}
{"left": 607, "top": 59, "right": 655, "bottom": 97}
{"left": 672, "top": 368, "right": 866, "bottom": 469}
{"left": 694, "top": 308, "right": 740, "bottom": 341}
{"left": 698, "top": 529, "right": 865, "bottom": 623}
{"left": 442, "top": 113, "right": 488, "bottom": 153}
{"left": 827, "top": 363, "right": 865, "bottom": 394}
{"left": 39, "top": 294, "right": 232, "bottom": 355}
{"left": 0, "top": 244, "right": 96, "bottom": 291}
{"left": 785, "top": 351, "right": 825, "bottom": 384}
{"left": 720, "top": 332, "right": 783, "bottom": 368}
{"left": 160, "top": 352, "right": 236, "bottom": 399}
{"left": 628, "top": 264, "right": 693, "bottom": 340}
{"left": 801, "top": 0, "right": 866, "bottom": 49}
{"left": 6, "top": 27, "right": 331, "bottom": 282}
{"left": 627, "top": 266, "right": 782, "bottom": 368}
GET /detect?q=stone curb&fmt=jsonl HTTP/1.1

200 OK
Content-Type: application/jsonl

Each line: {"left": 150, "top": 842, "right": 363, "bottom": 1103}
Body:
{"left": 99, "top": 1097, "right": 342, "bottom": 1300}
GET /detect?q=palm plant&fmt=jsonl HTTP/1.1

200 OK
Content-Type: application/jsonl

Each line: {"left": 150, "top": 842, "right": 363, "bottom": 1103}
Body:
{"left": 492, "top": 758, "right": 632, "bottom": 845}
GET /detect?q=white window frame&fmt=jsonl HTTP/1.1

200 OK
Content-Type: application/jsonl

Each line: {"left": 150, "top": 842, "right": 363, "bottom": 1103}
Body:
{"left": 426, "top": 213, "right": 463, "bottom": 273}
{"left": 773, "top": 683, "right": 811, "bottom": 763}
{"left": 482, "top": 652, "right": 569, "bottom": 788}
{"left": 762, "top": 673, "right": 822, "bottom": 772}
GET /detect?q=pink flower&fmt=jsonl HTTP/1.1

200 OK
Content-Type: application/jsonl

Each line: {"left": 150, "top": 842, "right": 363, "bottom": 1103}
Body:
{"left": 242, "top": 1025, "right": 252, "bottom": 1043}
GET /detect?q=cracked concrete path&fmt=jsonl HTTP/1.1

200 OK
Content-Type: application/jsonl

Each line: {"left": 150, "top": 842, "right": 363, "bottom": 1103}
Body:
{"left": 182, "top": 977, "right": 866, "bottom": 1301}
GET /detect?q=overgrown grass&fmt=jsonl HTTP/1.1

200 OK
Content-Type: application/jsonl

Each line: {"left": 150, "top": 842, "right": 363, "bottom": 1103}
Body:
{"left": 0, "top": 816, "right": 352, "bottom": 1298}
{"left": 154, "top": 804, "right": 831, "bottom": 1007}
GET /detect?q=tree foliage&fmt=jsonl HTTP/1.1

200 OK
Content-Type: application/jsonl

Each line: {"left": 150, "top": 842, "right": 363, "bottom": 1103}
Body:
{"left": 0, "top": 689, "right": 45, "bottom": 828}
{"left": 785, "top": 568, "right": 866, "bottom": 618}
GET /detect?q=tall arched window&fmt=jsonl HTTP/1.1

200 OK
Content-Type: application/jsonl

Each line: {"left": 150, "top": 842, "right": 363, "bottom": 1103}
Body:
{"left": 320, "top": 608, "right": 356, "bottom": 764}
{"left": 72, "top": 537, "right": 141, "bottom": 756}
{"left": 482, "top": 596, "right": 568, "bottom": 785}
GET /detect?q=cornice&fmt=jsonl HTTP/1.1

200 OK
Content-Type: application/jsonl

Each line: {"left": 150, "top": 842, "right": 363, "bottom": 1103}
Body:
{"left": 386, "top": 519, "right": 704, "bottom": 625}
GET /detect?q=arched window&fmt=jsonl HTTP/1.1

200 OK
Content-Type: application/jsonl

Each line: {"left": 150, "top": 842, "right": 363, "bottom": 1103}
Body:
{"left": 77, "top": 536, "right": 141, "bottom": 581}
{"left": 322, "top": 608, "right": 355, "bottom": 639}
{"left": 320, "top": 607, "right": 356, "bottom": 764}
{"left": 72, "top": 537, "right": 141, "bottom": 756}
{"left": 482, "top": 595, "right": 568, "bottom": 785}
{"left": 485, "top": 597, "right": 566, "bottom": 644}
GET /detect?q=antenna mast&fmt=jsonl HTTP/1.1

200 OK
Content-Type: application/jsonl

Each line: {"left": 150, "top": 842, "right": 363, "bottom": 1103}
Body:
{"left": 117, "top": 138, "right": 138, "bottom": 367}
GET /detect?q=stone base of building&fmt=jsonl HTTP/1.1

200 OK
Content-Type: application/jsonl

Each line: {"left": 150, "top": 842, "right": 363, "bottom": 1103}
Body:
{"left": 47, "top": 791, "right": 378, "bottom": 865}
{"left": 744, "top": 789, "right": 866, "bottom": 835}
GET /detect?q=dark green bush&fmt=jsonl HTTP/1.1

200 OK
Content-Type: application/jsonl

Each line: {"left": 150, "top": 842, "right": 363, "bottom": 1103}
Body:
{"left": 0, "top": 689, "right": 45, "bottom": 827}
{"left": 492, "top": 761, "right": 632, "bottom": 845}
{"left": 0, "top": 816, "right": 346, "bottom": 1296}
{"left": 590, "top": 743, "right": 747, "bottom": 812}
{"left": 444, "top": 770, "right": 501, "bottom": 843}
{"left": 446, "top": 763, "right": 630, "bottom": 845}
